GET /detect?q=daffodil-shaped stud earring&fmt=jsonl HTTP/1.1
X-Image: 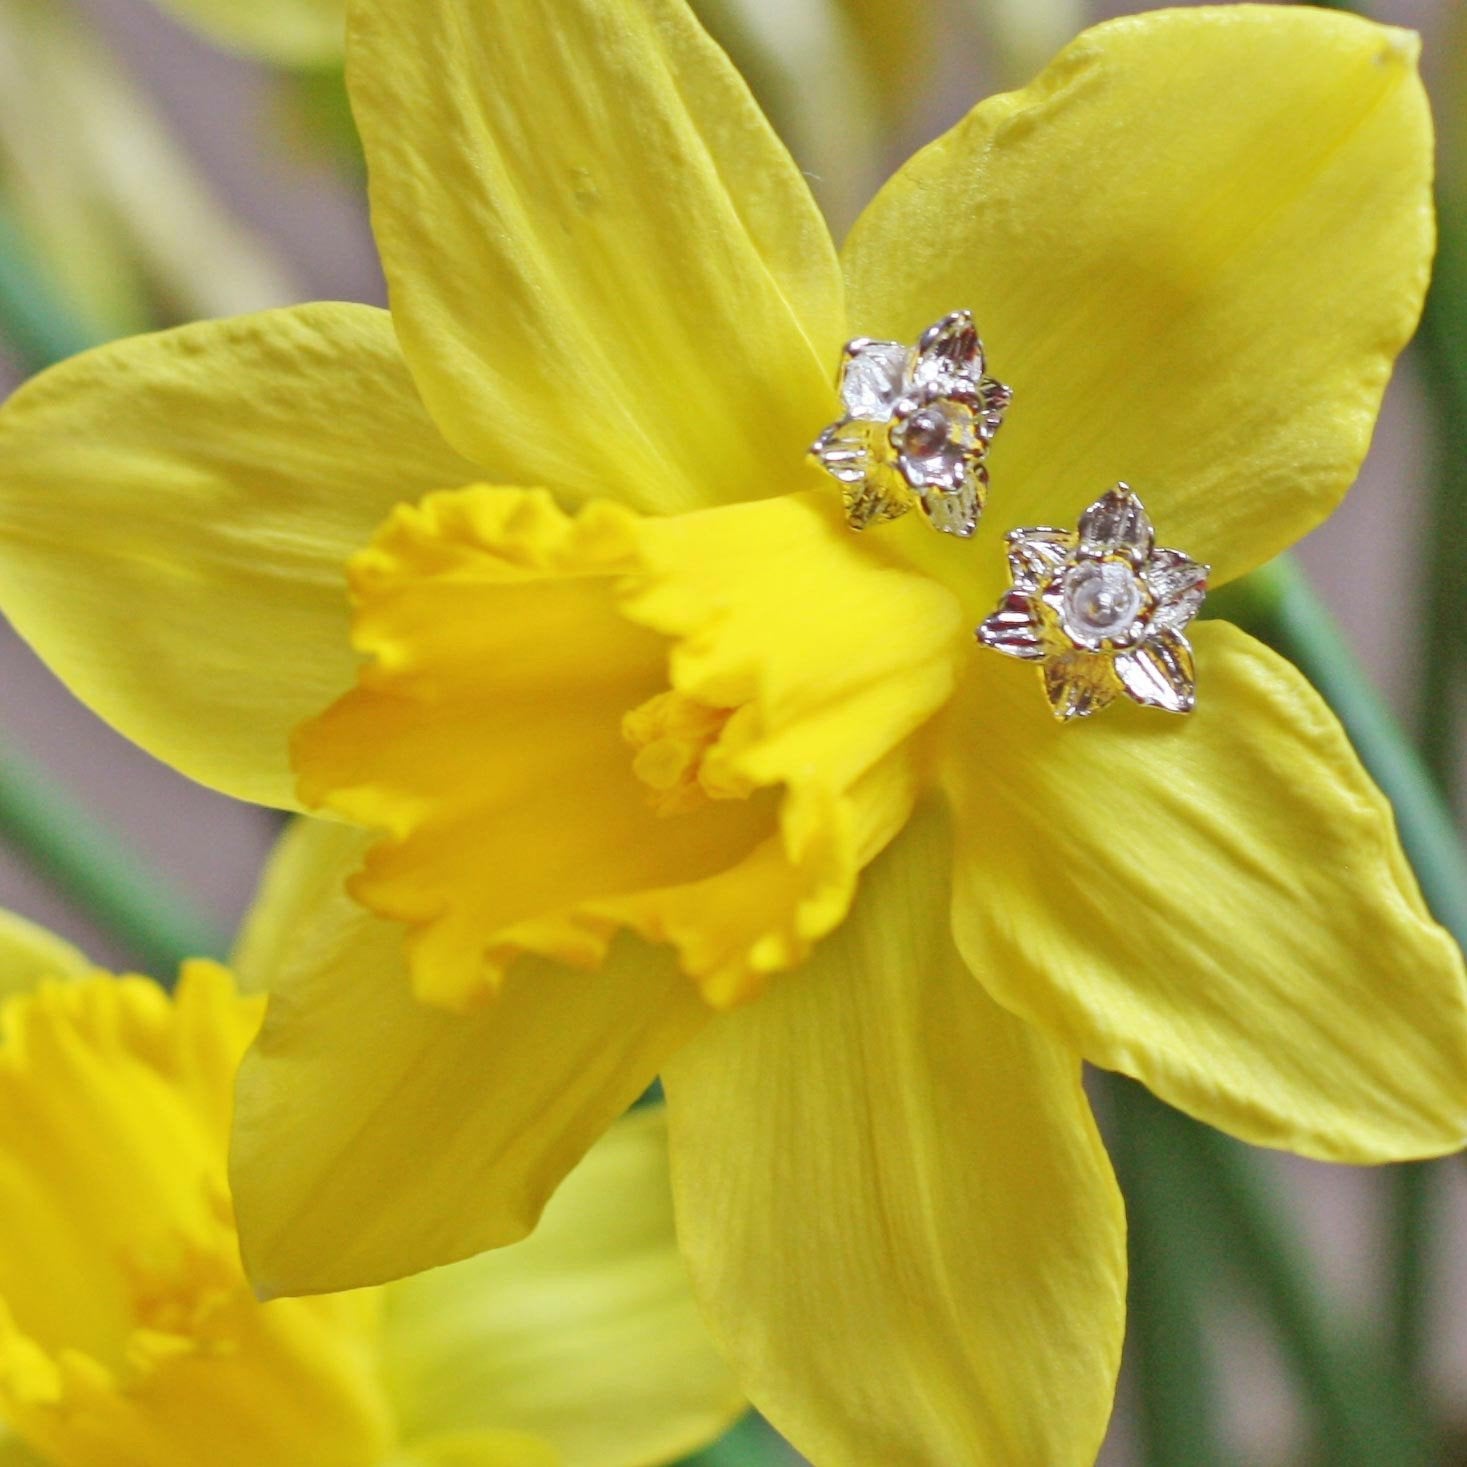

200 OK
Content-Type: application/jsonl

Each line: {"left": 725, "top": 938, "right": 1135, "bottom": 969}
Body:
{"left": 976, "top": 484, "right": 1209, "bottom": 720}
{"left": 810, "top": 309, "right": 1011, "bottom": 537}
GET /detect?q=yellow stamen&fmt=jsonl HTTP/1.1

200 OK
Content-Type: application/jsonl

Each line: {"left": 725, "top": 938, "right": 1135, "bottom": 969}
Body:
{"left": 622, "top": 690, "right": 751, "bottom": 815}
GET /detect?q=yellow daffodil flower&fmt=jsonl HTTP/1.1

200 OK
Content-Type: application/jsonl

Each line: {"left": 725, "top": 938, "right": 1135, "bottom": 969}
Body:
{"left": 0, "top": 903, "right": 740, "bottom": 1467}
{"left": 0, "top": 2, "right": 1464, "bottom": 1461}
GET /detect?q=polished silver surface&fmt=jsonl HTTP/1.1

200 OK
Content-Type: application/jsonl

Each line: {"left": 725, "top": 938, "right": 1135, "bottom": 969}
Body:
{"left": 976, "top": 484, "right": 1208, "bottom": 720}
{"left": 810, "top": 309, "right": 1011, "bottom": 537}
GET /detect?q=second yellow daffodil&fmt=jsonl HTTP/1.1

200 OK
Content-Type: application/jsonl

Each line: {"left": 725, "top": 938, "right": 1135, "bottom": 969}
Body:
{"left": 0, "top": 906, "right": 739, "bottom": 1467}
{"left": 0, "top": 2, "right": 1464, "bottom": 1463}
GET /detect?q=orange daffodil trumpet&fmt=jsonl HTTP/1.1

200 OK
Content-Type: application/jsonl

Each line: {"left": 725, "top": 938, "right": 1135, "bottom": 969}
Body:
{"left": 0, "top": 900, "right": 741, "bottom": 1467}
{"left": 0, "top": 2, "right": 1464, "bottom": 1463}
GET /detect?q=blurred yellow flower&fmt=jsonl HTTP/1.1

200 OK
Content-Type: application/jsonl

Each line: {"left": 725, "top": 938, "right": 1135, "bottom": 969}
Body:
{"left": 0, "top": 912, "right": 739, "bottom": 1467}
{"left": 0, "top": 3, "right": 1464, "bottom": 1463}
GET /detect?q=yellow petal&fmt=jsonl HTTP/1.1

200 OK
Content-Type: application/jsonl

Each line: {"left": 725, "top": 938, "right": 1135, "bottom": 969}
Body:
{"left": 149, "top": 0, "right": 343, "bottom": 66}
{"left": 230, "top": 816, "right": 351, "bottom": 996}
{"left": 346, "top": 0, "right": 844, "bottom": 512}
{"left": 231, "top": 820, "right": 709, "bottom": 1296}
{"left": 382, "top": 1107, "right": 742, "bottom": 1467}
{"left": 949, "top": 621, "right": 1467, "bottom": 1162}
{"left": 0, "top": 965, "right": 392, "bottom": 1467}
{"left": 389, "top": 1436, "right": 558, "bottom": 1467}
{"left": 845, "top": 7, "right": 1432, "bottom": 593}
{"left": 663, "top": 805, "right": 1125, "bottom": 1466}
{"left": 0, "top": 911, "right": 90, "bottom": 997}
{"left": 293, "top": 488, "right": 958, "bottom": 1011}
{"left": 0, "top": 304, "right": 478, "bottom": 808}
{"left": 0, "top": 1433, "right": 44, "bottom": 1467}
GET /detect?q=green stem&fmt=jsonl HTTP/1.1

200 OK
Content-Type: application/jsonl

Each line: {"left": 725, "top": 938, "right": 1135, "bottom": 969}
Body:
{"left": 1210, "top": 554, "right": 1464, "bottom": 1450}
{"left": 1106, "top": 1077, "right": 1224, "bottom": 1467}
{"left": 1412, "top": 236, "right": 1467, "bottom": 801}
{"left": 1403, "top": 0, "right": 1467, "bottom": 802}
{"left": 676, "top": 1413, "right": 793, "bottom": 1467}
{"left": 1389, "top": 1161, "right": 1433, "bottom": 1381}
{"left": 0, "top": 195, "right": 101, "bottom": 375}
{"left": 1385, "top": 11, "right": 1467, "bottom": 1420}
{"left": 1181, "top": 1104, "right": 1431, "bottom": 1466}
{"left": 0, "top": 746, "right": 227, "bottom": 977}
{"left": 1112, "top": 1077, "right": 1431, "bottom": 1466}
{"left": 1293, "top": 0, "right": 1467, "bottom": 1418}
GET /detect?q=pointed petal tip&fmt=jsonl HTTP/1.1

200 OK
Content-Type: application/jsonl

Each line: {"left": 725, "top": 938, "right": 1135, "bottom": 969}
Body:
{"left": 1378, "top": 24, "right": 1421, "bottom": 68}
{"left": 1006, "top": 527, "right": 1073, "bottom": 589}
{"left": 1043, "top": 652, "right": 1117, "bottom": 720}
{"left": 1115, "top": 629, "right": 1197, "bottom": 713}
{"left": 914, "top": 309, "right": 984, "bottom": 385}
{"left": 1078, "top": 484, "right": 1154, "bottom": 563}
{"left": 976, "top": 592, "right": 1044, "bottom": 660}
{"left": 956, "top": 619, "right": 1467, "bottom": 1164}
{"left": 918, "top": 307, "right": 974, "bottom": 348}
{"left": 925, "top": 498, "right": 979, "bottom": 538}
{"left": 1097, "top": 481, "right": 1144, "bottom": 514}
{"left": 237, "top": 1225, "right": 287, "bottom": 1303}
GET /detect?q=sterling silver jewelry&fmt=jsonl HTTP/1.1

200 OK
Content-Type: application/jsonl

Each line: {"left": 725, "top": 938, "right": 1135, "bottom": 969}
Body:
{"left": 975, "top": 484, "right": 1208, "bottom": 721}
{"left": 810, "top": 310, "right": 1011, "bottom": 538}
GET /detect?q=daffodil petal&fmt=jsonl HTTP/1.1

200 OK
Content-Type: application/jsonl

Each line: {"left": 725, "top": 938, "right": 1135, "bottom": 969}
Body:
{"left": 230, "top": 816, "right": 351, "bottom": 996}
{"left": 382, "top": 1107, "right": 742, "bottom": 1467}
{"left": 845, "top": 7, "right": 1432, "bottom": 587}
{"left": 948, "top": 621, "right": 1467, "bottom": 1162}
{"left": 663, "top": 806, "right": 1125, "bottom": 1466}
{"left": 0, "top": 912, "right": 90, "bottom": 996}
{"left": 0, "top": 1430, "right": 44, "bottom": 1467}
{"left": 230, "top": 820, "right": 709, "bottom": 1296}
{"left": 389, "top": 1436, "right": 558, "bottom": 1467}
{"left": 0, "top": 304, "right": 479, "bottom": 808}
{"left": 346, "top": 0, "right": 843, "bottom": 511}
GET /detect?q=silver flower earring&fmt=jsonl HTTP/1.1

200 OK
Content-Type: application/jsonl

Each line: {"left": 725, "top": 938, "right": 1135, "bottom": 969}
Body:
{"left": 810, "top": 309, "right": 1011, "bottom": 538}
{"left": 975, "top": 484, "right": 1209, "bottom": 720}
